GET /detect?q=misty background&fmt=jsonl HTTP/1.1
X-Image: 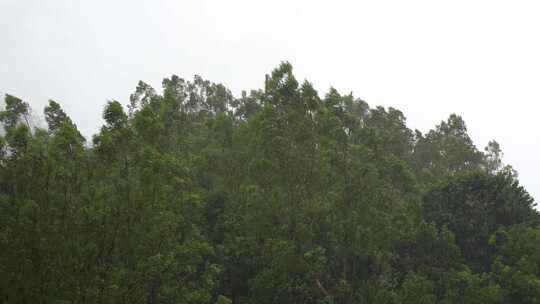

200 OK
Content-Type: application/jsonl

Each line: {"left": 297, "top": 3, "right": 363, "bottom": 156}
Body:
{"left": 1, "top": 0, "right": 539, "bottom": 200}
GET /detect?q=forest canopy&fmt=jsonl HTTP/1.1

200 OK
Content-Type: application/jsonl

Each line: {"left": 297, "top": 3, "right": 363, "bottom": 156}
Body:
{"left": 1, "top": 62, "right": 538, "bottom": 304}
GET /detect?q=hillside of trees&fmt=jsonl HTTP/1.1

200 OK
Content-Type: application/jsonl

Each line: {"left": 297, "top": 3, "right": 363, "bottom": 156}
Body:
{"left": 1, "top": 63, "right": 539, "bottom": 304}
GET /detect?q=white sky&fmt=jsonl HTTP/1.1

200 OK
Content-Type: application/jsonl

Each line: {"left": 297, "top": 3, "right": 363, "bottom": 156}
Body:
{"left": 1, "top": 0, "right": 539, "bottom": 201}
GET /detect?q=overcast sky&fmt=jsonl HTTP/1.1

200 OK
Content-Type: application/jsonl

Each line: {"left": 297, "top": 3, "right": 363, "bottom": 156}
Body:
{"left": 1, "top": 0, "right": 539, "bottom": 201}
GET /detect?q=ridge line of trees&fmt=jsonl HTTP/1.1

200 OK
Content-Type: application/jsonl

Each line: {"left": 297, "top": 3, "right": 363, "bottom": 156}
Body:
{"left": 1, "top": 62, "right": 538, "bottom": 304}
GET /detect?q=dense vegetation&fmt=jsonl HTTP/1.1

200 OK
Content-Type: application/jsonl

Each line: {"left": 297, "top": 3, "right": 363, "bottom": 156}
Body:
{"left": 1, "top": 63, "right": 538, "bottom": 303}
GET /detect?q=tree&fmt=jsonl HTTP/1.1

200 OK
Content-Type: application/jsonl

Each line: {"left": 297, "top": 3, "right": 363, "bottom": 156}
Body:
{"left": 1, "top": 63, "right": 537, "bottom": 304}
{"left": 423, "top": 171, "right": 537, "bottom": 272}
{"left": 413, "top": 114, "right": 484, "bottom": 183}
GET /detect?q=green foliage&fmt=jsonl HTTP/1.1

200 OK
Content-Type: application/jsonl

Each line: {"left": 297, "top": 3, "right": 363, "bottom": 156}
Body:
{"left": 0, "top": 94, "right": 29, "bottom": 130}
{"left": 44, "top": 100, "right": 70, "bottom": 133}
{"left": 0, "top": 64, "right": 538, "bottom": 303}
{"left": 490, "top": 226, "right": 540, "bottom": 303}
{"left": 103, "top": 100, "right": 127, "bottom": 129}
{"left": 413, "top": 114, "right": 485, "bottom": 183}
{"left": 423, "top": 171, "right": 536, "bottom": 272}
{"left": 399, "top": 273, "right": 437, "bottom": 304}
